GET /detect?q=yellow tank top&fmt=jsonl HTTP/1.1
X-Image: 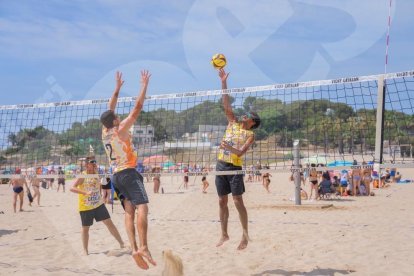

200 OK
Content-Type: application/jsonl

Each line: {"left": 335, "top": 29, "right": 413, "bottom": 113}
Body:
{"left": 102, "top": 127, "right": 137, "bottom": 173}
{"left": 78, "top": 175, "right": 103, "bottom": 211}
{"left": 217, "top": 122, "right": 253, "bottom": 166}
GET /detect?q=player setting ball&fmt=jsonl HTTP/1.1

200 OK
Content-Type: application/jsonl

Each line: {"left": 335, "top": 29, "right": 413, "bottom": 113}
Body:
{"left": 211, "top": 53, "right": 226, "bottom": 69}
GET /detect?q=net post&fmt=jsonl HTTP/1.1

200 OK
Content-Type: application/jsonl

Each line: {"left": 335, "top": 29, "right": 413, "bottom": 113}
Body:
{"left": 375, "top": 76, "right": 386, "bottom": 164}
{"left": 293, "top": 139, "right": 301, "bottom": 205}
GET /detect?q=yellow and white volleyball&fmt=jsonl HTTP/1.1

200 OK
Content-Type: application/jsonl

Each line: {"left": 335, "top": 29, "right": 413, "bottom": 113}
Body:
{"left": 211, "top": 53, "right": 226, "bottom": 69}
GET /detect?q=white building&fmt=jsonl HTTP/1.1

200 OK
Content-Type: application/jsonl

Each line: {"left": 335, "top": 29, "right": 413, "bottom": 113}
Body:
{"left": 130, "top": 125, "right": 155, "bottom": 145}
{"left": 174, "top": 125, "right": 227, "bottom": 148}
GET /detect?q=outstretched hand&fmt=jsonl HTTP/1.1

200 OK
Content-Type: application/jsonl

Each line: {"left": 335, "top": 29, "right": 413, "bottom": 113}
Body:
{"left": 140, "top": 70, "right": 151, "bottom": 86}
{"left": 115, "top": 71, "right": 125, "bottom": 89}
{"left": 218, "top": 68, "right": 229, "bottom": 82}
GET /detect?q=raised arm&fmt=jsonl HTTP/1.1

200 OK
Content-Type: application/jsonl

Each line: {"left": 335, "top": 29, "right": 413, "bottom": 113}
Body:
{"left": 219, "top": 69, "right": 236, "bottom": 122}
{"left": 108, "top": 71, "right": 125, "bottom": 111}
{"left": 119, "top": 70, "right": 151, "bottom": 133}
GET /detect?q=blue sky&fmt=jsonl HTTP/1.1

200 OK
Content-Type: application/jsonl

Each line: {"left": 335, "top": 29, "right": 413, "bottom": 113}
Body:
{"left": 0, "top": 0, "right": 413, "bottom": 106}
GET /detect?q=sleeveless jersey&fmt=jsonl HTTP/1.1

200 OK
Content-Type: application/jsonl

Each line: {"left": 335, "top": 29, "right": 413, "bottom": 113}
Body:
{"left": 78, "top": 175, "right": 103, "bottom": 211}
{"left": 102, "top": 127, "right": 137, "bottom": 173}
{"left": 217, "top": 122, "right": 253, "bottom": 166}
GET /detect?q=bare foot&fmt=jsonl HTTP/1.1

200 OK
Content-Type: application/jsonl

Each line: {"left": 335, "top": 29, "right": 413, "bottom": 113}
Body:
{"left": 120, "top": 242, "right": 125, "bottom": 249}
{"left": 138, "top": 248, "right": 156, "bottom": 266}
{"left": 216, "top": 235, "right": 229, "bottom": 247}
{"left": 83, "top": 250, "right": 89, "bottom": 256}
{"left": 132, "top": 251, "right": 149, "bottom": 270}
{"left": 237, "top": 238, "right": 248, "bottom": 250}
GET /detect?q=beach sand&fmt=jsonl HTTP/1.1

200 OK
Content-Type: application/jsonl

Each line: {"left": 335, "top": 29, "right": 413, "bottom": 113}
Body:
{"left": 1, "top": 169, "right": 414, "bottom": 275}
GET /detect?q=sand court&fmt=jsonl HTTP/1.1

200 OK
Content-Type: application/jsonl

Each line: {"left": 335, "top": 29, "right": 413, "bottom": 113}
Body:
{"left": 1, "top": 169, "right": 414, "bottom": 275}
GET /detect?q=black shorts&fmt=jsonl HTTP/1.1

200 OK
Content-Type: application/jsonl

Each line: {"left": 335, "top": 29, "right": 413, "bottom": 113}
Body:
{"left": 112, "top": 168, "right": 148, "bottom": 206}
{"left": 102, "top": 183, "right": 111, "bottom": 190}
{"left": 58, "top": 179, "right": 65, "bottom": 185}
{"left": 184, "top": 176, "right": 189, "bottom": 182}
{"left": 79, "top": 204, "right": 110, "bottom": 227}
{"left": 215, "top": 160, "right": 245, "bottom": 196}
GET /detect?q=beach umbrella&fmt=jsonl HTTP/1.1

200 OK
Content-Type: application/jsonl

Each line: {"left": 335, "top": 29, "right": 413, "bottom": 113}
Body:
{"left": 142, "top": 155, "right": 170, "bottom": 166}
{"left": 161, "top": 160, "right": 175, "bottom": 168}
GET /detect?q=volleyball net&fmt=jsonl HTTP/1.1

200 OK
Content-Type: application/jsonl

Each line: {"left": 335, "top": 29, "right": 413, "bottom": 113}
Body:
{"left": 1, "top": 70, "right": 413, "bottom": 179}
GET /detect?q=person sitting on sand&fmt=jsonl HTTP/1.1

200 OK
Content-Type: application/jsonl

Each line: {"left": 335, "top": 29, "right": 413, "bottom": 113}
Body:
{"left": 70, "top": 156, "right": 125, "bottom": 255}
{"left": 394, "top": 172, "right": 402, "bottom": 183}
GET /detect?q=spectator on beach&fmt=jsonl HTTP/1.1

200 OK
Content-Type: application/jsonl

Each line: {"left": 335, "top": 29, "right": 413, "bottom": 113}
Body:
{"left": 9, "top": 168, "right": 29, "bottom": 212}
{"left": 247, "top": 164, "right": 254, "bottom": 182}
{"left": 394, "top": 172, "right": 402, "bottom": 183}
{"left": 152, "top": 168, "right": 161, "bottom": 193}
{"left": 340, "top": 169, "right": 350, "bottom": 196}
{"left": 30, "top": 172, "right": 42, "bottom": 206}
{"left": 361, "top": 162, "right": 372, "bottom": 195}
{"left": 201, "top": 176, "right": 209, "bottom": 193}
{"left": 351, "top": 162, "right": 362, "bottom": 196}
{"left": 318, "top": 172, "right": 334, "bottom": 198}
{"left": 308, "top": 164, "right": 319, "bottom": 200}
{"left": 262, "top": 172, "right": 272, "bottom": 193}
{"left": 57, "top": 166, "right": 65, "bottom": 193}
{"left": 390, "top": 168, "right": 397, "bottom": 182}
{"left": 380, "top": 169, "right": 390, "bottom": 187}
{"left": 332, "top": 175, "right": 340, "bottom": 193}
{"left": 48, "top": 167, "right": 55, "bottom": 190}
{"left": 183, "top": 166, "right": 189, "bottom": 189}
{"left": 255, "top": 161, "right": 262, "bottom": 182}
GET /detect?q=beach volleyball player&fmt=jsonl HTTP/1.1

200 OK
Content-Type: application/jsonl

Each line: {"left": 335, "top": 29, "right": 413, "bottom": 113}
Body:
{"left": 215, "top": 68, "right": 261, "bottom": 250}
{"left": 100, "top": 71, "right": 156, "bottom": 270}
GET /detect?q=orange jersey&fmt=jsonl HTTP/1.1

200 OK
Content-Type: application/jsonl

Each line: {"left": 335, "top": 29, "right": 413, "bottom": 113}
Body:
{"left": 102, "top": 127, "right": 137, "bottom": 173}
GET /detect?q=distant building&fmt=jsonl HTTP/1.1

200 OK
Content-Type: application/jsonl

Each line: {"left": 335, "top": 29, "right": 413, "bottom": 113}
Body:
{"left": 199, "top": 125, "right": 227, "bottom": 146}
{"left": 175, "top": 125, "right": 227, "bottom": 148}
{"left": 130, "top": 125, "right": 155, "bottom": 145}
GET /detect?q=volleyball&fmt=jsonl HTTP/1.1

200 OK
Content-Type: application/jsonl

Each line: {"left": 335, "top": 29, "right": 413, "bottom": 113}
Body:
{"left": 211, "top": 53, "right": 226, "bottom": 69}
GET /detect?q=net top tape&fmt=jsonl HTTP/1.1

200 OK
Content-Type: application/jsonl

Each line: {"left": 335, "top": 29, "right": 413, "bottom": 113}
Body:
{"left": 1, "top": 70, "right": 413, "bottom": 111}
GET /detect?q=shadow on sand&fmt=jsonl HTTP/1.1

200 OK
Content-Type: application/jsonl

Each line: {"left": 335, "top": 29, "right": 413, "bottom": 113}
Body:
{"left": 0, "top": 229, "right": 19, "bottom": 237}
{"left": 252, "top": 267, "right": 356, "bottom": 276}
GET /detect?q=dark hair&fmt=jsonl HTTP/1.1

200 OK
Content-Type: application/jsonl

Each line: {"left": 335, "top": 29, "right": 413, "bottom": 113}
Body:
{"left": 248, "top": 112, "right": 261, "bottom": 129}
{"left": 100, "top": 110, "right": 116, "bottom": 129}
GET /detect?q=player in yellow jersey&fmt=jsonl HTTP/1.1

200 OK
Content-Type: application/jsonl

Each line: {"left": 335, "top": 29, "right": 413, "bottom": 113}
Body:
{"left": 100, "top": 71, "right": 156, "bottom": 270}
{"left": 70, "top": 156, "right": 124, "bottom": 255}
{"left": 215, "top": 68, "right": 261, "bottom": 251}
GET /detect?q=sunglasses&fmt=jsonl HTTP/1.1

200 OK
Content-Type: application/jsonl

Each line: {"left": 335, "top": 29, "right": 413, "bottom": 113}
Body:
{"left": 88, "top": 160, "right": 97, "bottom": 164}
